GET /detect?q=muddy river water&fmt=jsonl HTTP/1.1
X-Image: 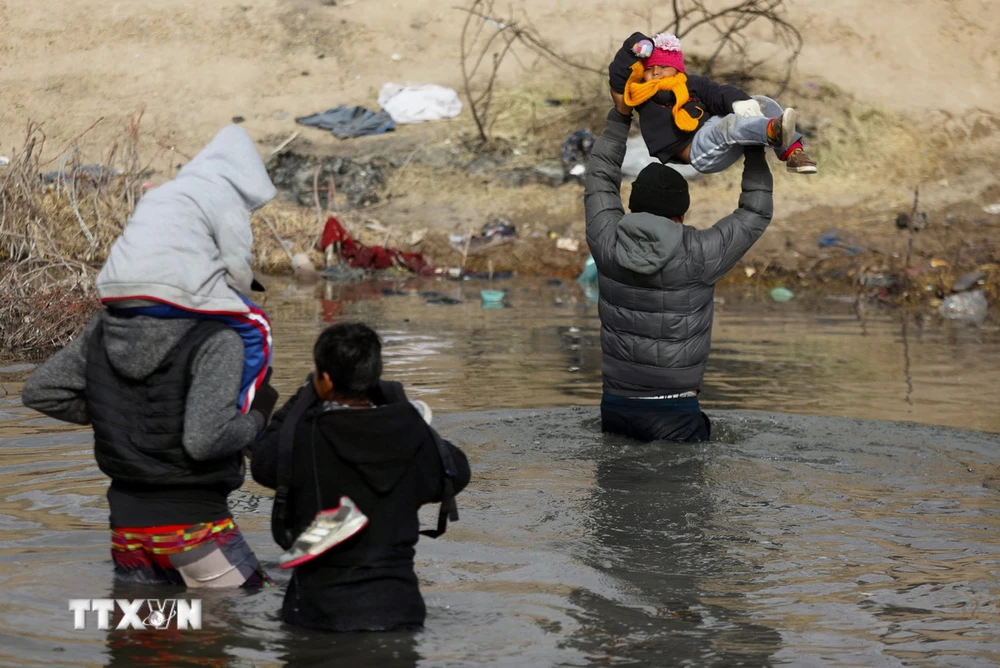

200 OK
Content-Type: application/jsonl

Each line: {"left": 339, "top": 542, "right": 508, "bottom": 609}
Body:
{"left": 1, "top": 277, "right": 998, "bottom": 667}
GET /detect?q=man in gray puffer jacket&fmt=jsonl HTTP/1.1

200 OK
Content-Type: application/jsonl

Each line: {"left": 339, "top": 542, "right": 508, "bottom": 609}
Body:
{"left": 585, "top": 93, "right": 773, "bottom": 442}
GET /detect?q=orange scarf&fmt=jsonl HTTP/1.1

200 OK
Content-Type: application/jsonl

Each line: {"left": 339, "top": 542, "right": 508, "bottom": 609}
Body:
{"left": 623, "top": 62, "right": 702, "bottom": 132}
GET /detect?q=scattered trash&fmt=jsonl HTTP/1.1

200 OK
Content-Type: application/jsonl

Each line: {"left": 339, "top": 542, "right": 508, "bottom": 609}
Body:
{"left": 482, "top": 218, "right": 515, "bottom": 239}
{"left": 42, "top": 164, "right": 119, "bottom": 185}
{"left": 858, "top": 273, "right": 896, "bottom": 288}
{"left": 408, "top": 229, "right": 428, "bottom": 246}
{"left": 577, "top": 255, "right": 598, "bottom": 284}
{"left": 939, "top": 289, "right": 988, "bottom": 320}
{"left": 560, "top": 129, "right": 595, "bottom": 169}
{"left": 421, "top": 291, "right": 461, "bottom": 305}
{"left": 296, "top": 105, "right": 395, "bottom": 139}
{"left": 320, "top": 216, "right": 429, "bottom": 273}
{"left": 321, "top": 264, "right": 368, "bottom": 282}
{"left": 266, "top": 152, "right": 389, "bottom": 207}
{"left": 951, "top": 271, "right": 987, "bottom": 293}
{"left": 232, "top": 116, "right": 246, "bottom": 124}
{"left": 556, "top": 237, "right": 580, "bottom": 252}
{"left": 816, "top": 229, "right": 863, "bottom": 255}
{"left": 452, "top": 218, "right": 517, "bottom": 254}
{"left": 376, "top": 83, "right": 462, "bottom": 124}
{"left": 744, "top": 266, "right": 756, "bottom": 278}
{"left": 770, "top": 287, "right": 795, "bottom": 302}
{"left": 531, "top": 162, "right": 566, "bottom": 187}
{"left": 0, "top": 156, "right": 9, "bottom": 167}
{"left": 544, "top": 97, "right": 580, "bottom": 107}
{"left": 569, "top": 164, "right": 586, "bottom": 177}
{"left": 462, "top": 270, "right": 513, "bottom": 281}
{"left": 930, "top": 258, "right": 950, "bottom": 268}
{"left": 292, "top": 253, "right": 320, "bottom": 282}
{"left": 895, "top": 211, "right": 928, "bottom": 231}
{"left": 825, "top": 294, "right": 857, "bottom": 303}
{"left": 983, "top": 203, "right": 1000, "bottom": 215}
{"left": 480, "top": 289, "right": 505, "bottom": 305}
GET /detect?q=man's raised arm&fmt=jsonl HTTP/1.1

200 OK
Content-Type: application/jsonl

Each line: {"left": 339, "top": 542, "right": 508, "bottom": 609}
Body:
{"left": 585, "top": 101, "right": 632, "bottom": 268}
{"left": 696, "top": 147, "right": 774, "bottom": 284}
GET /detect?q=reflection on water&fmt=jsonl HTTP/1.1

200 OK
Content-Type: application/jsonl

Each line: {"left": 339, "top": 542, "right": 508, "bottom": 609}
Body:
{"left": 261, "top": 278, "right": 1000, "bottom": 433}
{"left": 1, "top": 278, "right": 999, "bottom": 666}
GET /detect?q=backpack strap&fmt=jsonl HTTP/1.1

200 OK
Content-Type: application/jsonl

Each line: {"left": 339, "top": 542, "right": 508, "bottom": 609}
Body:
{"left": 271, "top": 381, "right": 318, "bottom": 550}
{"left": 376, "top": 381, "right": 459, "bottom": 539}
{"left": 419, "top": 427, "right": 460, "bottom": 539}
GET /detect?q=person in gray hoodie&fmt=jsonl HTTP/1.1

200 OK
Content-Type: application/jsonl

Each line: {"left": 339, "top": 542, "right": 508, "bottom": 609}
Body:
{"left": 21, "top": 126, "right": 281, "bottom": 588}
{"left": 584, "top": 90, "right": 773, "bottom": 442}
{"left": 96, "top": 124, "right": 276, "bottom": 415}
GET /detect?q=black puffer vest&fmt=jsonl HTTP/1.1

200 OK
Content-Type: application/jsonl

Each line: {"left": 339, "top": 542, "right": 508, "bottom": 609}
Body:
{"left": 85, "top": 319, "right": 244, "bottom": 491}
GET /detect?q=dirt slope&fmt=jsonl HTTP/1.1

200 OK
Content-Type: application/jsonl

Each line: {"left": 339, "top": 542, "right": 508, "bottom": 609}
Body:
{"left": 2, "top": 0, "right": 999, "bottom": 245}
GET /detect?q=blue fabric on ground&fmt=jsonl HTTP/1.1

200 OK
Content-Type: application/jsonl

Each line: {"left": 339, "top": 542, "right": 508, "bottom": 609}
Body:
{"left": 296, "top": 106, "right": 396, "bottom": 139}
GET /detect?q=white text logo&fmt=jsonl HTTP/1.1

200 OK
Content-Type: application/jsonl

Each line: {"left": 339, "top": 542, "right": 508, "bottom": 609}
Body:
{"left": 69, "top": 599, "right": 202, "bottom": 630}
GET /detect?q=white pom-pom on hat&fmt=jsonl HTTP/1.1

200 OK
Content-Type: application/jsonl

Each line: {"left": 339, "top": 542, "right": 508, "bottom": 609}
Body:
{"left": 653, "top": 33, "right": 682, "bottom": 51}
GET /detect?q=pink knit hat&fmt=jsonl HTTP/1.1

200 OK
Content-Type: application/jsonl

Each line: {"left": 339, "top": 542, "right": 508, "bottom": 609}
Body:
{"left": 643, "top": 33, "right": 685, "bottom": 73}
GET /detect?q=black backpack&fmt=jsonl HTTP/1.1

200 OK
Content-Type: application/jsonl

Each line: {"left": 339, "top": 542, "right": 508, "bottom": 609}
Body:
{"left": 270, "top": 379, "right": 460, "bottom": 550}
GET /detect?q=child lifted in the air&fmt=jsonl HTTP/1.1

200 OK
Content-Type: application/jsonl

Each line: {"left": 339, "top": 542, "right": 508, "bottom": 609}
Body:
{"left": 609, "top": 32, "right": 817, "bottom": 175}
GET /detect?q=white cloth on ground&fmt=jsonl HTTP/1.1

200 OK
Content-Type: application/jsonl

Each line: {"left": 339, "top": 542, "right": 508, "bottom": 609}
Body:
{"left": 377, "top": 83, "right": 463, "bottom": 124}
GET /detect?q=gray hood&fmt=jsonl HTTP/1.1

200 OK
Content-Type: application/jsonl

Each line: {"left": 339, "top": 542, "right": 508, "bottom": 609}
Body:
{"left": 96, "top": 125, "right": 276, "bottom": 313}
{"left": 100, "top": 312, "right": 200, "bottom": 380}
{"left": 614, "top": 212, "right": 684, "bottom": 275}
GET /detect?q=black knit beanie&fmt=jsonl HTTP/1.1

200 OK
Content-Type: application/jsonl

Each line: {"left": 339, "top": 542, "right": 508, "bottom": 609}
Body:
{"left": 629, "top": 163, "right": 690, "bottom": 219}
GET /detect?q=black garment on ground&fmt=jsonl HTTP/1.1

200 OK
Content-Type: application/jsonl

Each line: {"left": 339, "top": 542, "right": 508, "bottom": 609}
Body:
{"left": 85, "top": 319, "right": 244, "bottom": 527}
{"left": 250, "top": 383, "right": 471, "bottom": 632}
{"left": 636, "top": 75, "right": 751, "bottom": 160}
{"left": 600, "top": 394, "right": 711, "bottom": 443}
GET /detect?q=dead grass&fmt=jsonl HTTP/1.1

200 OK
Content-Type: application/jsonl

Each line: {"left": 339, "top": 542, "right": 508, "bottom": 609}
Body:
{"left": 0, "top": 113, "right": 153, "bottom": 266}
{"left": 0, "top": 262, "right": 100, "bottom": 361}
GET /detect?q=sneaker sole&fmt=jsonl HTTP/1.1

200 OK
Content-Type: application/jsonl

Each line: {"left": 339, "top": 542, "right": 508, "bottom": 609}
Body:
{"left": 781, "top": 108, "right": 797, "bottom": 149}
{"left": 787, "top": 164, "right": 817, "bottom": 174}
{"left": 278, "top": 516, "right": 369, "bottom": 569}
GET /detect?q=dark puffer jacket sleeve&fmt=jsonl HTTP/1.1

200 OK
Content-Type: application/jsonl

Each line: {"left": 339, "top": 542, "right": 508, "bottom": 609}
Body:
{"left": 695, "top": 147, "right": 773, "bottom": 284}
{"left": 584, "top": 109, "right": 631, "bottom": 270}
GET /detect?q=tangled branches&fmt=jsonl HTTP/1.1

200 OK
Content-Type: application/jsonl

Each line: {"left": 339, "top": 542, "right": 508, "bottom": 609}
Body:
{"left": 457, "top": 0, "right": 803, "bottom": 144}
{"left": 1, "top": 112, "right": 152, "bottom": 266}
{"left": 458, "top": 0, "right": 604, "bottom": 145}
{"left": 0, "top": 261, "right": 99, "bottom": 360}
{"left": 657, "top": 0, "right": 803, "bottom": 92}
{"left": 0, "top": 113, "right": 154, "bottom": 359}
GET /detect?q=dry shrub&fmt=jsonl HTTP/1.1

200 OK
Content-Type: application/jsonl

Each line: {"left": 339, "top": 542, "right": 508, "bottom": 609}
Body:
{"left": 1, "top": 113, "right": 152, "bottom": 265}
{"left": 0, "top": 262, "right": 100, "bottom": 360}
{"left": 0, "top": 113, "right": 152, "bottom": 359}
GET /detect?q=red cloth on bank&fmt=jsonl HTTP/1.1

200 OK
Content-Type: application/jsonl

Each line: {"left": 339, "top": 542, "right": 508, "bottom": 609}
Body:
{"left": 320, "top": 216, "right": 430, "bottom": 274}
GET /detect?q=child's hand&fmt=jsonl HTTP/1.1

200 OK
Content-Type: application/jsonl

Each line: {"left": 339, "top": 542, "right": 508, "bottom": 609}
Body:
{"left": 609, "top": 32, "right": 652, "bottom": 93}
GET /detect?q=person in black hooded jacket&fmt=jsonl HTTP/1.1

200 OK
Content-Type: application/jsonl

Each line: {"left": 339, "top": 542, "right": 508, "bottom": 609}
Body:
{"left": 250, "top": 322, "right": 471, "bottom": 632}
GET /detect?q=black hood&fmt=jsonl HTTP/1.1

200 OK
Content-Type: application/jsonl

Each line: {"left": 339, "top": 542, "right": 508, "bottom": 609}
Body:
{"left": 314, "top": 403, "right": 427, "bottom": 495}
